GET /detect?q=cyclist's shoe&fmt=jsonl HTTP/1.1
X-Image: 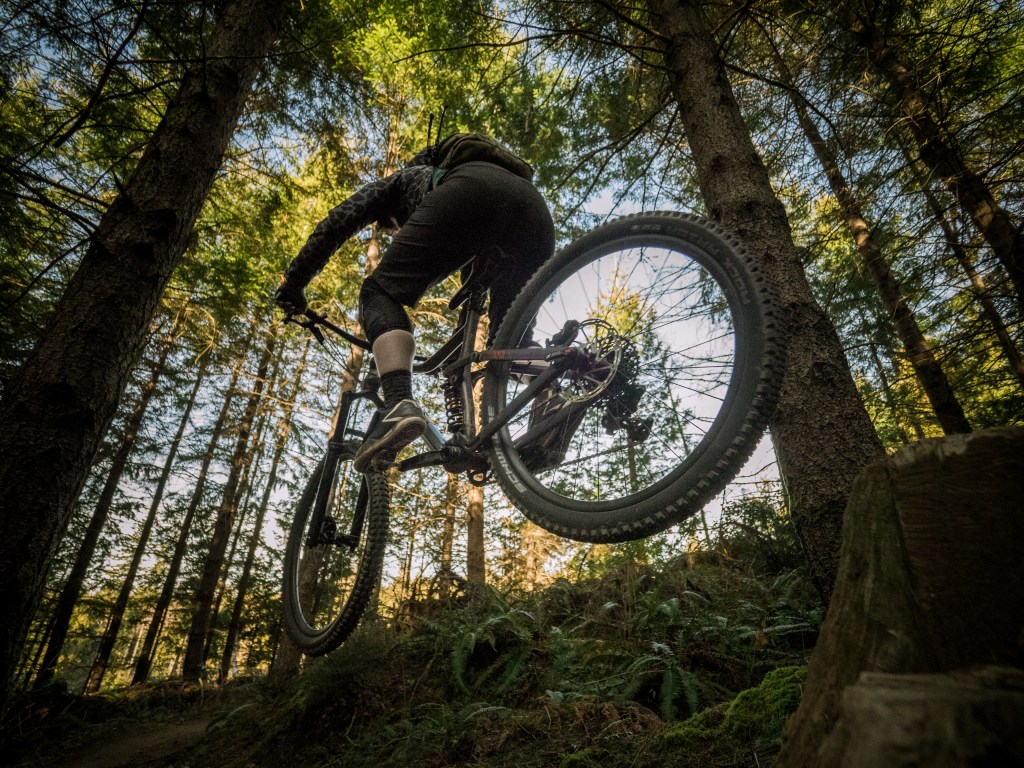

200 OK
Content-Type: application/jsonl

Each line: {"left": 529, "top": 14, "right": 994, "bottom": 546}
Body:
{"left": 523, "top": 388, "right": 585, "bottom": 472}
{"left": 354, "top": 399, "right": 426, "bottom": 473}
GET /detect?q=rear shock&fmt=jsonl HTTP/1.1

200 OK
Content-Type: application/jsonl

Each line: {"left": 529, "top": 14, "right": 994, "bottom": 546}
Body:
{"left": 443, "top": 372, "right": 465, "bottom": 434}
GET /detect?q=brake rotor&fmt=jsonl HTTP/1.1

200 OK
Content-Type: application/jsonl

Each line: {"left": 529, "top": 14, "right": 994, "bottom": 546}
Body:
{"left": 560, "top": 320, "right": 624, "bottom": 404}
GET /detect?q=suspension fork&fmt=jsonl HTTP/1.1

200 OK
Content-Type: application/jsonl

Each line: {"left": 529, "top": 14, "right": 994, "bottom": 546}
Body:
{"left": 305, "top": 385, "right": 377, "bottom": 550}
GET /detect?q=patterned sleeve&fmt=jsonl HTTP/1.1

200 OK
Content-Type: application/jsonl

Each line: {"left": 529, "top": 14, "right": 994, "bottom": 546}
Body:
{"left": 284, "top": 172, "right": 402, "bottom": 286}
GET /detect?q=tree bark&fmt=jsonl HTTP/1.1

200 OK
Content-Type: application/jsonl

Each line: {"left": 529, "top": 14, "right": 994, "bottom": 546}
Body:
{"left": 832, "top": 0, "right": 1024, "bottom": 313}
{"left": 35, "top": 324, "right": 177, "bottom": 687}
{"left": 786, "top": 77, "right": 972, "bottom": 434}
{"left": 84, "top": 360, "right": 206, "bottom": 693}
{"left": 777, "top": 427, "right": 1024, "bottom": 766}
{"left": 131, "top": 327, "right": 254, "bottom": 685}
{"left": 919, "top": 183, "right": 1024, "bottom": 391}
{"left": 202, "top": 391, "right": 273, "bottom": 667}
{"left": 466, "top": 318, "right": 489, "bottom": 588}
{"left": 0, "top": 0, "right": 285, "bottom": 708}
{"left": 182, "top": 328, "right": 275, "bottom": 681}
{"left": 440, "top": 474, "right": 459, "bottom": 590}
{"left": 647, "top": 0, "right": 885, "bottom": 602}
{"left": 818, "top": 668, "right": 1024, "bottom": 767}
{"left": 466, "top": 486, "right": 486, "bottom": 587}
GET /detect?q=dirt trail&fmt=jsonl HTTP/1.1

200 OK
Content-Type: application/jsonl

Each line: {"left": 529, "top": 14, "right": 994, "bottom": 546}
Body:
{"left": 61, "top": 717, "right": 213, "bottom": 768}
{"left": 12, "top": 712, "right": 216, "bottom": 768}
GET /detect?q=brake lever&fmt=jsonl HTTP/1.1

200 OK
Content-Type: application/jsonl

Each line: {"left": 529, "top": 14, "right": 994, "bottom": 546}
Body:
{"left": 283, "top": 308, "right": 372, "bottom": 351}
{"left": 283, "top": 311, "right": 325, "bottom": 344}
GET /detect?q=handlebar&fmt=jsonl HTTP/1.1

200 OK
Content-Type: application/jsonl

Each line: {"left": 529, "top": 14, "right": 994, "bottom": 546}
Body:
{"left": 284, "top": 309, "right": 372, "bottom": 350}
{"left": 284, "top": 307, "right": 473, "bottom": 373}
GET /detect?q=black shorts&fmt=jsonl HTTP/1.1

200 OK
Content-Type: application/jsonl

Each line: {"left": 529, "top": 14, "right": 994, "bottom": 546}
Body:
{"left": 369, "top": 161, "right": 555, "bottom": 334}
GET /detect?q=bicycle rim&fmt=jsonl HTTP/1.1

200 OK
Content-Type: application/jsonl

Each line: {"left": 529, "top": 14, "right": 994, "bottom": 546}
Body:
{"left": 485, "top": 212, "right": 784, "bottom": 542}
{"left": 282, "top": 448, "right": 390, "bottom": 655}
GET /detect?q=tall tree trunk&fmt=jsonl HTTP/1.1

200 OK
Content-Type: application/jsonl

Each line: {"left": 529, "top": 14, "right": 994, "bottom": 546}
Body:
{"left": 202, "top": 398, "right": 272, "bottom": 668}
{"left": 919, "top": 184, "right": 1024, "bottom": 391}
{"left": 466, "top": 318, "right": 489, "bottom": 588}
{"left": 0, "top": 0, "right": 285, "bottom": 708}
{"left": 439, "top": 474, "right": 459, "bottom": 597}
{"left": 36, "top": 323, "right": 178, "bottom": 687}
{"left": 648, "top": 0, "right": 885, "bottom": 602}
{"left": 466, "top": 486, "right": 486, "bottom": 587}
{"left": 831, "top": 0, "right": 1024, "bottom": 313}
{"left": 132, "top": 327, "right": 255, "bottom": 685}
{"left": 182, "top": 328, "right": 276, "bottom": 681}
{"left": 785, "top": 77, "right": 972, "bottom": 435}
{"left": 219, "top": 339, "right": 308, "bottom": 682}
{"left": 84, "top": 363, "right": 206, "bottom": 693}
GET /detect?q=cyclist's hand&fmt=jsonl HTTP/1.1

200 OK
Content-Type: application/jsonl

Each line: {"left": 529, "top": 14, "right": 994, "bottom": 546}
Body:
{"left": 274, "top": 281, "right": 307, "bottom": 315}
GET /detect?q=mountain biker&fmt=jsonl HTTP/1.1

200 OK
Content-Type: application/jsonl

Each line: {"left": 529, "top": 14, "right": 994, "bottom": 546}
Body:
{"left": 275, "top": 133, "right": 555, "bottom": 473}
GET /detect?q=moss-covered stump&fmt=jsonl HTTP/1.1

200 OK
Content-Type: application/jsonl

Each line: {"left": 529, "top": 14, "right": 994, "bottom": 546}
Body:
{"left": 777, "top": 427, "right": 1024, "bottom": 767}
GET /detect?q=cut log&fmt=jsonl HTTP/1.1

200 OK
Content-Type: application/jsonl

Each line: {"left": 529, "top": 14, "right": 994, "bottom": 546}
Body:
{"left": 820, "top": 667, "right": 1024, "bottom": 767}
{"left": 777, "top": 427, "right": 1024, "bottom": 767}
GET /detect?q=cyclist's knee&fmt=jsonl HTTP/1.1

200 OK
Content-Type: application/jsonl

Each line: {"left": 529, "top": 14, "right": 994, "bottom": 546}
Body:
{"left": 359, "top": 275, "right": 412, "bottom": 343}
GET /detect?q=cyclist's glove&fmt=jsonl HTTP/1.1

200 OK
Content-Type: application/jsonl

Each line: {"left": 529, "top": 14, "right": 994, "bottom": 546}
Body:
{"left": 274, "top": 281, "right": 307, "bottom": 314}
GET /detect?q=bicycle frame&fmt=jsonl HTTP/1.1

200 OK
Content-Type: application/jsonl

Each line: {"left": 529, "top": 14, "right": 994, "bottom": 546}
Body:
{"left": 292, "top": 289, "right": 587, "bottom": 495}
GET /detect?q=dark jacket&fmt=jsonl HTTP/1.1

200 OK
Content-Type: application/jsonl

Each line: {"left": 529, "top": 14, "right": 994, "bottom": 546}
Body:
{"left": 285, "top": 165, "right": 433, "bottom": 286}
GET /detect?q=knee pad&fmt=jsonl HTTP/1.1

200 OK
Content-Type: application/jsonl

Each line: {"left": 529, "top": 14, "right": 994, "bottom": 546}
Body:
{"left": 359, "top": 275, "right": 412, "bottom": 343}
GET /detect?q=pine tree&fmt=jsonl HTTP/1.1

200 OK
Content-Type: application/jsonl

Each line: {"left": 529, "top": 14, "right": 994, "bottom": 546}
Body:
{"left": 0, "top": 0, "right": 286, "bottom": 707}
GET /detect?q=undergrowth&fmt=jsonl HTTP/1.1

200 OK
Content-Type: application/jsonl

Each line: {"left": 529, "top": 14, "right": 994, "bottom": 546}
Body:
{"left": 194, "top": 550, "right": 821, "bottom": 768}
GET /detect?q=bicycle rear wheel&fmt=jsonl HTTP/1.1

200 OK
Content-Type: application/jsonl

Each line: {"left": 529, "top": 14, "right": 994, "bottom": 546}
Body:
{"left": 282, "top": 443, "right": 390, "bottom": 655}
{"left": 483, "top": 212, "right": 785, "bottom": 543}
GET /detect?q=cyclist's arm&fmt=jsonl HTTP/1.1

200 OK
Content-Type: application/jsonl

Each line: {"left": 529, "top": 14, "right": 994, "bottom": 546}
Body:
{"left": 284, "top": 173, "right": 402, "bottom": 287}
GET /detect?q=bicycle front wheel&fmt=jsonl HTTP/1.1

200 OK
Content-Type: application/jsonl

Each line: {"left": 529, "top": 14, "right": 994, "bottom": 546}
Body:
{"left": 282, "top": 444, "right": 390, "bottom": 655}
{"left": 483, "top": 212, "right": 785, "bottom": 543}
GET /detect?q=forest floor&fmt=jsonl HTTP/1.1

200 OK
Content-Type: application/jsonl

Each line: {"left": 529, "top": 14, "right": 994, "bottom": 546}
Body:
{"left": 27, "top": 715, "right": 211, "bottom": 768}
{"left": 5, "top": 551, "right": 820, "bottom": 768}
{"left": 4, "top": 683, "right": 258, "bottom": 768}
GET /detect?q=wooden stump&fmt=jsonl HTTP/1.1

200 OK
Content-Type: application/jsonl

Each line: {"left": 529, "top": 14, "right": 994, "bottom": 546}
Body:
{"left": 820, "top": 667, "right": 1024, "bottom": 767}
{"left": 776, "top": 427, "right": 1024, "bottom": 767}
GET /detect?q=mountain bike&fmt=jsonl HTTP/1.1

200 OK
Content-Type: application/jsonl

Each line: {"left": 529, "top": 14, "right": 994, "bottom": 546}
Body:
{"left": 280, "top": 211, "right": 786, "bottom": 655}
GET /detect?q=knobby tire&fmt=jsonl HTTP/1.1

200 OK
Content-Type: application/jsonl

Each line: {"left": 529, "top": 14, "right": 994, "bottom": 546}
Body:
{"left": 484, "top": 212, "right": 786, "bottom": 543}
{"left": 281, "top": 447, "right": 390, "bottom": 655}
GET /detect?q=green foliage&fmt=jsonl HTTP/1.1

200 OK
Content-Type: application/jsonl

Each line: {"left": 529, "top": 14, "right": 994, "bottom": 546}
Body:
{"left": 451, "top": 601, "right": 537, "bottom": 696}
{"left": 178, "top": 550, "right": 817, "bottom": 768}
{"left": 716, "top": 495, "right": 805, "bottom": 573}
